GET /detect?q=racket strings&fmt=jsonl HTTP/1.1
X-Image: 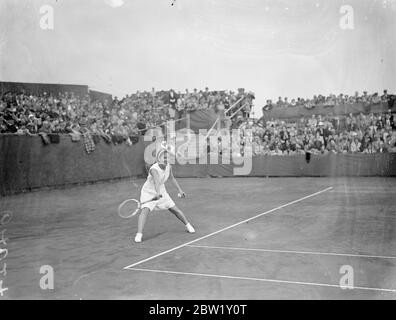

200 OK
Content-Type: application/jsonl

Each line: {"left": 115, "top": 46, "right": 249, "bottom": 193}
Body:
{"left": 118, "top": 199, "right": 140, "bottom": 218}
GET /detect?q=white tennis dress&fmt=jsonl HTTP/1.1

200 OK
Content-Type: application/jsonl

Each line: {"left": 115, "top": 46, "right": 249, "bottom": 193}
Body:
{"left": 140, "top": 162, "right": 175, "bottom": 211}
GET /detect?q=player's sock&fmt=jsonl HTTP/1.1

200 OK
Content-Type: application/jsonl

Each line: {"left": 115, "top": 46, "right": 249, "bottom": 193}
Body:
{"left": 186, "top": 223, "right": 195, "bottom": 233}
{"left": 134, "top": 233, "right": 143, "bottom": 243}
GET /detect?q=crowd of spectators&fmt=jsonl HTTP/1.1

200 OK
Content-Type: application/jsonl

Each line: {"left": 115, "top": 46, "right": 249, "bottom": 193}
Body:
{"left": 147, "top": 87, "right": 254, "bottom": 119}
{"left": 242, "top": 111, "right": 396, "bottom": 155}
{"left": 0, "top": 88, "right": 254, "bottom": 140}
{"left": 262, "top": 90, "right": 395, "bottom": 111}
{"left": 2, "top": 87, "right": 395, "bottom": 156}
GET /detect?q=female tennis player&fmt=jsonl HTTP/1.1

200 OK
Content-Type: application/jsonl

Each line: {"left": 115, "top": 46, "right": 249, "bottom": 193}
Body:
{"left": 134, "top": 148, "right": 195, "bottom": 243}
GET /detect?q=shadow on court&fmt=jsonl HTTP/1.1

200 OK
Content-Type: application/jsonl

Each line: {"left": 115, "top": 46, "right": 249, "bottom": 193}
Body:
{"left": 2, "top": 177, "right": 396, "bottom": 299}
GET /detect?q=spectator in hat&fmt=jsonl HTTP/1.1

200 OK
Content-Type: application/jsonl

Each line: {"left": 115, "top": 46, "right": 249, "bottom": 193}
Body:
{"left": 381, "top": 90, "right": 388, "bottom": 102}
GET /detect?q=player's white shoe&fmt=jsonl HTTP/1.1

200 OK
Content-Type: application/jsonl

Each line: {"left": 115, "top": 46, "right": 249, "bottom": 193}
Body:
{"left": 134, "top": 233, "right": 143, "bottom": 243}
{"left": 186, "top": 223, "right": 195, "bottom": 233}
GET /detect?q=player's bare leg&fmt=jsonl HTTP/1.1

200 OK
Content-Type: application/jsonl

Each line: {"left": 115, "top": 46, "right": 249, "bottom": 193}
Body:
{"left": 168, "top": 205, "right": 195, "bottom": 233}
{"left": 135, "top": 207, "right": 150, "bottom": 242}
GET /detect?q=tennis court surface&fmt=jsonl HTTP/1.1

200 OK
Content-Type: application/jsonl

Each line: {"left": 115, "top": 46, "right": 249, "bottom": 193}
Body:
{"left": 2, "top": 177, "right": 396, "bottom": 299}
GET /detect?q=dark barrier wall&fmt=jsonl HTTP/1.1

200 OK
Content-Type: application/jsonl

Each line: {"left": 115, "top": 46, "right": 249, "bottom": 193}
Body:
{"left": 176, "top": 109, "right": 219, "bottom": 132}
{"left": 0, "top": 135, "right": 145, "bottom": 195}
{"left": 172, "top": 154, "right": 396, "bottom": 177}
{"left": 89, "top": 89, "right": 112, "bottom": 102}
{"left": 1, "top": 136, "right": 395, "bottom": 195}
{"left": 262, "top": 102, "right": 395, "bottom": 120}
{"left": 0, "top": 81, "right": 89, "bottom": 98}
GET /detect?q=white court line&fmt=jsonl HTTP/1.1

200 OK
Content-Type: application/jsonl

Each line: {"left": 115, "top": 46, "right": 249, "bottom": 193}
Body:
{"left": 128, "top": 268, "right": 396, "bottom": 293}
{"left": 124, "top": 187, "right": 333, "bottom": 269}
{"left": 187, "top": 244, "right": 396, "bottom": 260}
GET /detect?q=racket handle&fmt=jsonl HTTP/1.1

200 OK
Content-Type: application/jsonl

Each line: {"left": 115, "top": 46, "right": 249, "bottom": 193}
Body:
{"left": 140, "top": 195, "right": 162, "bottom": 206}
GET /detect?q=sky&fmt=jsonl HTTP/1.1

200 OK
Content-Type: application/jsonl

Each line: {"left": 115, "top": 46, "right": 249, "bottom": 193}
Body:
{"left": 0, "top": 0, "right": 395, "bottom": 116}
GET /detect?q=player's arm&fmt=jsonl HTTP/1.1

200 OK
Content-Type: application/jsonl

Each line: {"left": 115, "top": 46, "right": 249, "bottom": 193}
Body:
{"left": 150, "top": 168, "right": 162, "bottom": 197}
{"left": 169, "top": 166, "right": 185, "bottom": 197}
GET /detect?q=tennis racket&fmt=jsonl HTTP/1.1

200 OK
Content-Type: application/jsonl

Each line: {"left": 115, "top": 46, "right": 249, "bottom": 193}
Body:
{"left": 118, "top": 195, "right": 162, "bottom": 219}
